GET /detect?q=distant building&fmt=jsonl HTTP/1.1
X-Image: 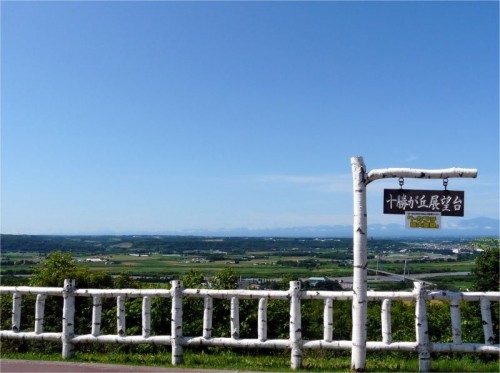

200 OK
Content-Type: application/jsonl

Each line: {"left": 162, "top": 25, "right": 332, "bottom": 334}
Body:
{"left": 85, "top": 258, "right": 107, "bottom": 263}
{"left": 307, "top": 276, "right": 327, "bottom": 287}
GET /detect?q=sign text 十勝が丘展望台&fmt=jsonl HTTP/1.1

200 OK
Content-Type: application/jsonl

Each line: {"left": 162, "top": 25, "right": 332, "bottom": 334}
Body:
{"left": 383, "top": 189, "right": 464, "bottom": 217}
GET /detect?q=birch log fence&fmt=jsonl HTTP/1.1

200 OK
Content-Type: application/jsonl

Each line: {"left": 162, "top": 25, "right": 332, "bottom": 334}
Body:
{"left": 0, "top": 280, "right": 498, "bottom": 372}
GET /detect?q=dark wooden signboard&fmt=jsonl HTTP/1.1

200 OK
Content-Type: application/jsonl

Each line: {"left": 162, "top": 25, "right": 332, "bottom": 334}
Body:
{"left": 383, "top": 189, "right": 464, "bottom": 216}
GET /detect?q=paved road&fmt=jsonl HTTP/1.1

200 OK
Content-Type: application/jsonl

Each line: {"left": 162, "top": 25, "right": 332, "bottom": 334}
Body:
{"left": 0, "top": 360, "right": 262, "bottom": 373}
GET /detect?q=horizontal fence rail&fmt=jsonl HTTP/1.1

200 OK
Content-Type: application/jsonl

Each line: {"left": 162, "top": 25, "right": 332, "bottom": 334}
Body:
{"left": 1, "top": 280, "right": 498, "bottom": 372}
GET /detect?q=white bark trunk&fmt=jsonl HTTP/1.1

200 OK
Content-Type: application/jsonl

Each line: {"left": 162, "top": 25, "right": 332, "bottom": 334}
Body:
{"left": 142, "top": 296, "right": 151, "bottom": 338}
{"left": 289, "top": 281, "right": 302, "bottom": 370}
{"left": 480, "top": 298, "right": 494, "bottom": 345}
{"left": 186, "top": 336, "right": 290, "bottom": 349}
{"left": 304, "top": 340, "right": 416, "bottom": 350}
{"left": 428, "top": 291, "right": 499, "bottom": 301}
{"left": 258, "top": 298, "right": 267, "bottom": 342}
{"left": 75, "top": 289, "right": 172, "bottom": 297}
{"left": 203, "top": 296, "right": 213, "bottom": 339}
{"left": 62, "top": 279, "right": 75, "bottom": 359}
{"left": 183, "top": 288, "right": 289, "bottom": 300}
{"left": 92, "top": 295, "right": 102, "bottom": 337}
{"left": 367, "top": 167, "right": 477, "bottom": 184}
{"left": 323, "top": 298, "right": 333, "bottom": 342}
{"left": 12, "top": 292, "right": 21, "bottom": 333}
{"left": 428, "top": 343, "right": 499, "bottom": 353}
{"left": 72, "top": 334, "right": 171, "bottom": 344}
{"left": 170, "top": 280, "right": 184, "bottom": 365}
{"left": 414, "top": 282, "right": 431, "bottom": 372}
{"left": 230, "top": 297, "right": 239, "bottom": 339}
{"left": 1, "top": 286, "right": 63, "bottom": 296}
{"left": 351, "top": 156, "right": 368, "bottom": 371}
{"left": 381, "top": 299, "right": 392, "bottom": 344}
{"left": 450, "top": 298, "right": 461, "bottom": 344}
{"left": 0, "top": 331, "right": 61, "bottom": 341}
{"left": 117, "top": 296, "right": 126, "bottom": 336}
{"left": 35, "top": 294, "right": 46, "bottom": 334}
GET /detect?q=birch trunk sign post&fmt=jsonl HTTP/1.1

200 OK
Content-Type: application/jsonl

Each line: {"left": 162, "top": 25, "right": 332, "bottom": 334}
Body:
{"left": 350, "top": 156, "right": 477, "bottom": 372}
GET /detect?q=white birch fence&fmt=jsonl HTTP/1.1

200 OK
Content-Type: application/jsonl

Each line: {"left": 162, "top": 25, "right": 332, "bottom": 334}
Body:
{"left": 0, "top": 280, "right": 498, "bottom": 372}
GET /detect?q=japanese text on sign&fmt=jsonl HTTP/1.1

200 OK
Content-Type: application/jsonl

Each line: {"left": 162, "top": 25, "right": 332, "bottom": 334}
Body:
{"left": 405, "top": 212, "right": 441, "bottom": 229}
{"left": 383, "top": 189, "right": 464, "bottom": 216}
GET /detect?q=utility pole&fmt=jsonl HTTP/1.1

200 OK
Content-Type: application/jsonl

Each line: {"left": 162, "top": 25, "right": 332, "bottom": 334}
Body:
{"left": 350, "top": 156, "right": 477, "bottom": 371}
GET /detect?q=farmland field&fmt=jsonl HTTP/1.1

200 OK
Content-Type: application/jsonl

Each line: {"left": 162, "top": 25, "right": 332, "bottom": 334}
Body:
{"left": 0, "top": 234, "right": 483, "bottom": 290}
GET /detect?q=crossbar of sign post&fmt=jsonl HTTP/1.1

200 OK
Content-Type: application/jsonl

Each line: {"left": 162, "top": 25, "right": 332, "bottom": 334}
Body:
{"left": 383, "top": 189, "right": 465, "bottom": 230}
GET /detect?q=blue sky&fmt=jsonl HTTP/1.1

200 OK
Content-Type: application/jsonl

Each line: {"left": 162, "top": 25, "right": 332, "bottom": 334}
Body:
{"left": 1, "top": 1, "right": 498, "bottom": 235}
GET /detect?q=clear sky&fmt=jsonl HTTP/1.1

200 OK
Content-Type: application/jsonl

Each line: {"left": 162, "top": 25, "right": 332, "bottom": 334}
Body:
{"left": 1, "top": 1, "right": 498, "bottom": 235}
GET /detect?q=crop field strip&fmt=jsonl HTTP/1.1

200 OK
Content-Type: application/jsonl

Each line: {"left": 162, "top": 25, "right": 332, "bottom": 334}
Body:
{"left": 0, "top": 235, "right": 480, "bottom": 290}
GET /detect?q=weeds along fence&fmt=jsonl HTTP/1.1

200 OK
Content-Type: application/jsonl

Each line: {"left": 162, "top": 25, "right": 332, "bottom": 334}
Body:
{"left": 0, "top": 280, "right": 498, "bottom": 372}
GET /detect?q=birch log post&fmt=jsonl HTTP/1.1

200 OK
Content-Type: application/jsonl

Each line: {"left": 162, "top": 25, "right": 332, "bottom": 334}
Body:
{"left": 12, "top": 292, "right": 21, "bottom": 333}
{"left": 381, "top": 299, "right": 392, "bottom": 344}
{"left": 323, "top": 298, "right": 333, "bottom": 342}
{"left": 142, "top": 296, "right": 151, "bottom": 338}
{"left": 450, "top": 298, "right": 462, "bottom": 344}
{"left": 35, "top": 294, "right": 46, "bottom": 334}
{"left": 62, "top": 279, "right": 75, "bottom": 359}
{"left": 203, "top": 296, "right": 213, "bottom": 339}
{"left": 92, "top": 295, "right": 102, "bottom": 337}
{"left": 480, "top": 298, "right": 494, "bottom": 345}
{"left": 258, "top": 298, "right": 267, "bottom": 342}
{"left": 289, "top": 281, "right": 302, "bottom": 370}
{"left": 170, "top": 280, "right": 184, "bottom": 365}
{"left": 351, "top": 156, "right": 368, "bottom": 371}
{"left": 117, "top": 296, "right": 126, "bottom": 336}
{"left": 230, "top": 297, "right": 240, "bottom": 339}
{"left": 414, "top": 282, "right": 431, "bottom": 373}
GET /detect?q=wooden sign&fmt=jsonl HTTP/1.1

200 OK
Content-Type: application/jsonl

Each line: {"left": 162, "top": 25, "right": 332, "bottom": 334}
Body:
{"left": 383, "top": 189, "right": 464, "bottom": 216}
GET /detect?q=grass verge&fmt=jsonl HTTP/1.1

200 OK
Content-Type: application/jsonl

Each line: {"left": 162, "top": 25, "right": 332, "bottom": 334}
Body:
{"left": 1, "top": 350, "right": 498, "bottom": 372}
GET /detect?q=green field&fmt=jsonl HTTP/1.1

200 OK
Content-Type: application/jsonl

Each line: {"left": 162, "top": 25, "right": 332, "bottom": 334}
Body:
{"left": 0, "top": 235, "right": 482, "bottom": 291}
{"left": 2, "top": 251, "right": 475, "bottom": 278}
{"left": 68, "top": 252, "right": 355, "bottom": 279}
{"left": 1, "top": 251, "right": 477, "bottom": 291}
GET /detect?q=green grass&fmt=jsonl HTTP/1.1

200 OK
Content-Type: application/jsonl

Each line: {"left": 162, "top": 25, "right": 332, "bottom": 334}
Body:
{"left": 1, "top": 350, "right": 498, "bottom": 372}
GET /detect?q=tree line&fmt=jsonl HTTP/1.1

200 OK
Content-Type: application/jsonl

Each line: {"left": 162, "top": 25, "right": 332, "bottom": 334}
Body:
{"left": 0, "top": 235, "right": 355, "bottom": 255}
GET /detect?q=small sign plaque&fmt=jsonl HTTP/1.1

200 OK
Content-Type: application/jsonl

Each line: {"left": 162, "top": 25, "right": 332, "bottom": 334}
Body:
{"left": 405, "top": 212, "right": 441, "bottom": 229}
{"left": 383, "top": 189, "right": 464, "bottom": 216}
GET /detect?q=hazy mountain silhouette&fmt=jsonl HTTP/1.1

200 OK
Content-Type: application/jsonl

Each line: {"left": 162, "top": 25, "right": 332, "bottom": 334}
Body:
{"left": 171, "top": 217, "right": 499, "bottom": 238}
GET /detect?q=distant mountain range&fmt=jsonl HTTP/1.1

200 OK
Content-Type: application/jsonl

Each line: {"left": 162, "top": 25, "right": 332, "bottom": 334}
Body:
{"left": 172, "top": 217, "right": 499, "bottom": 238}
